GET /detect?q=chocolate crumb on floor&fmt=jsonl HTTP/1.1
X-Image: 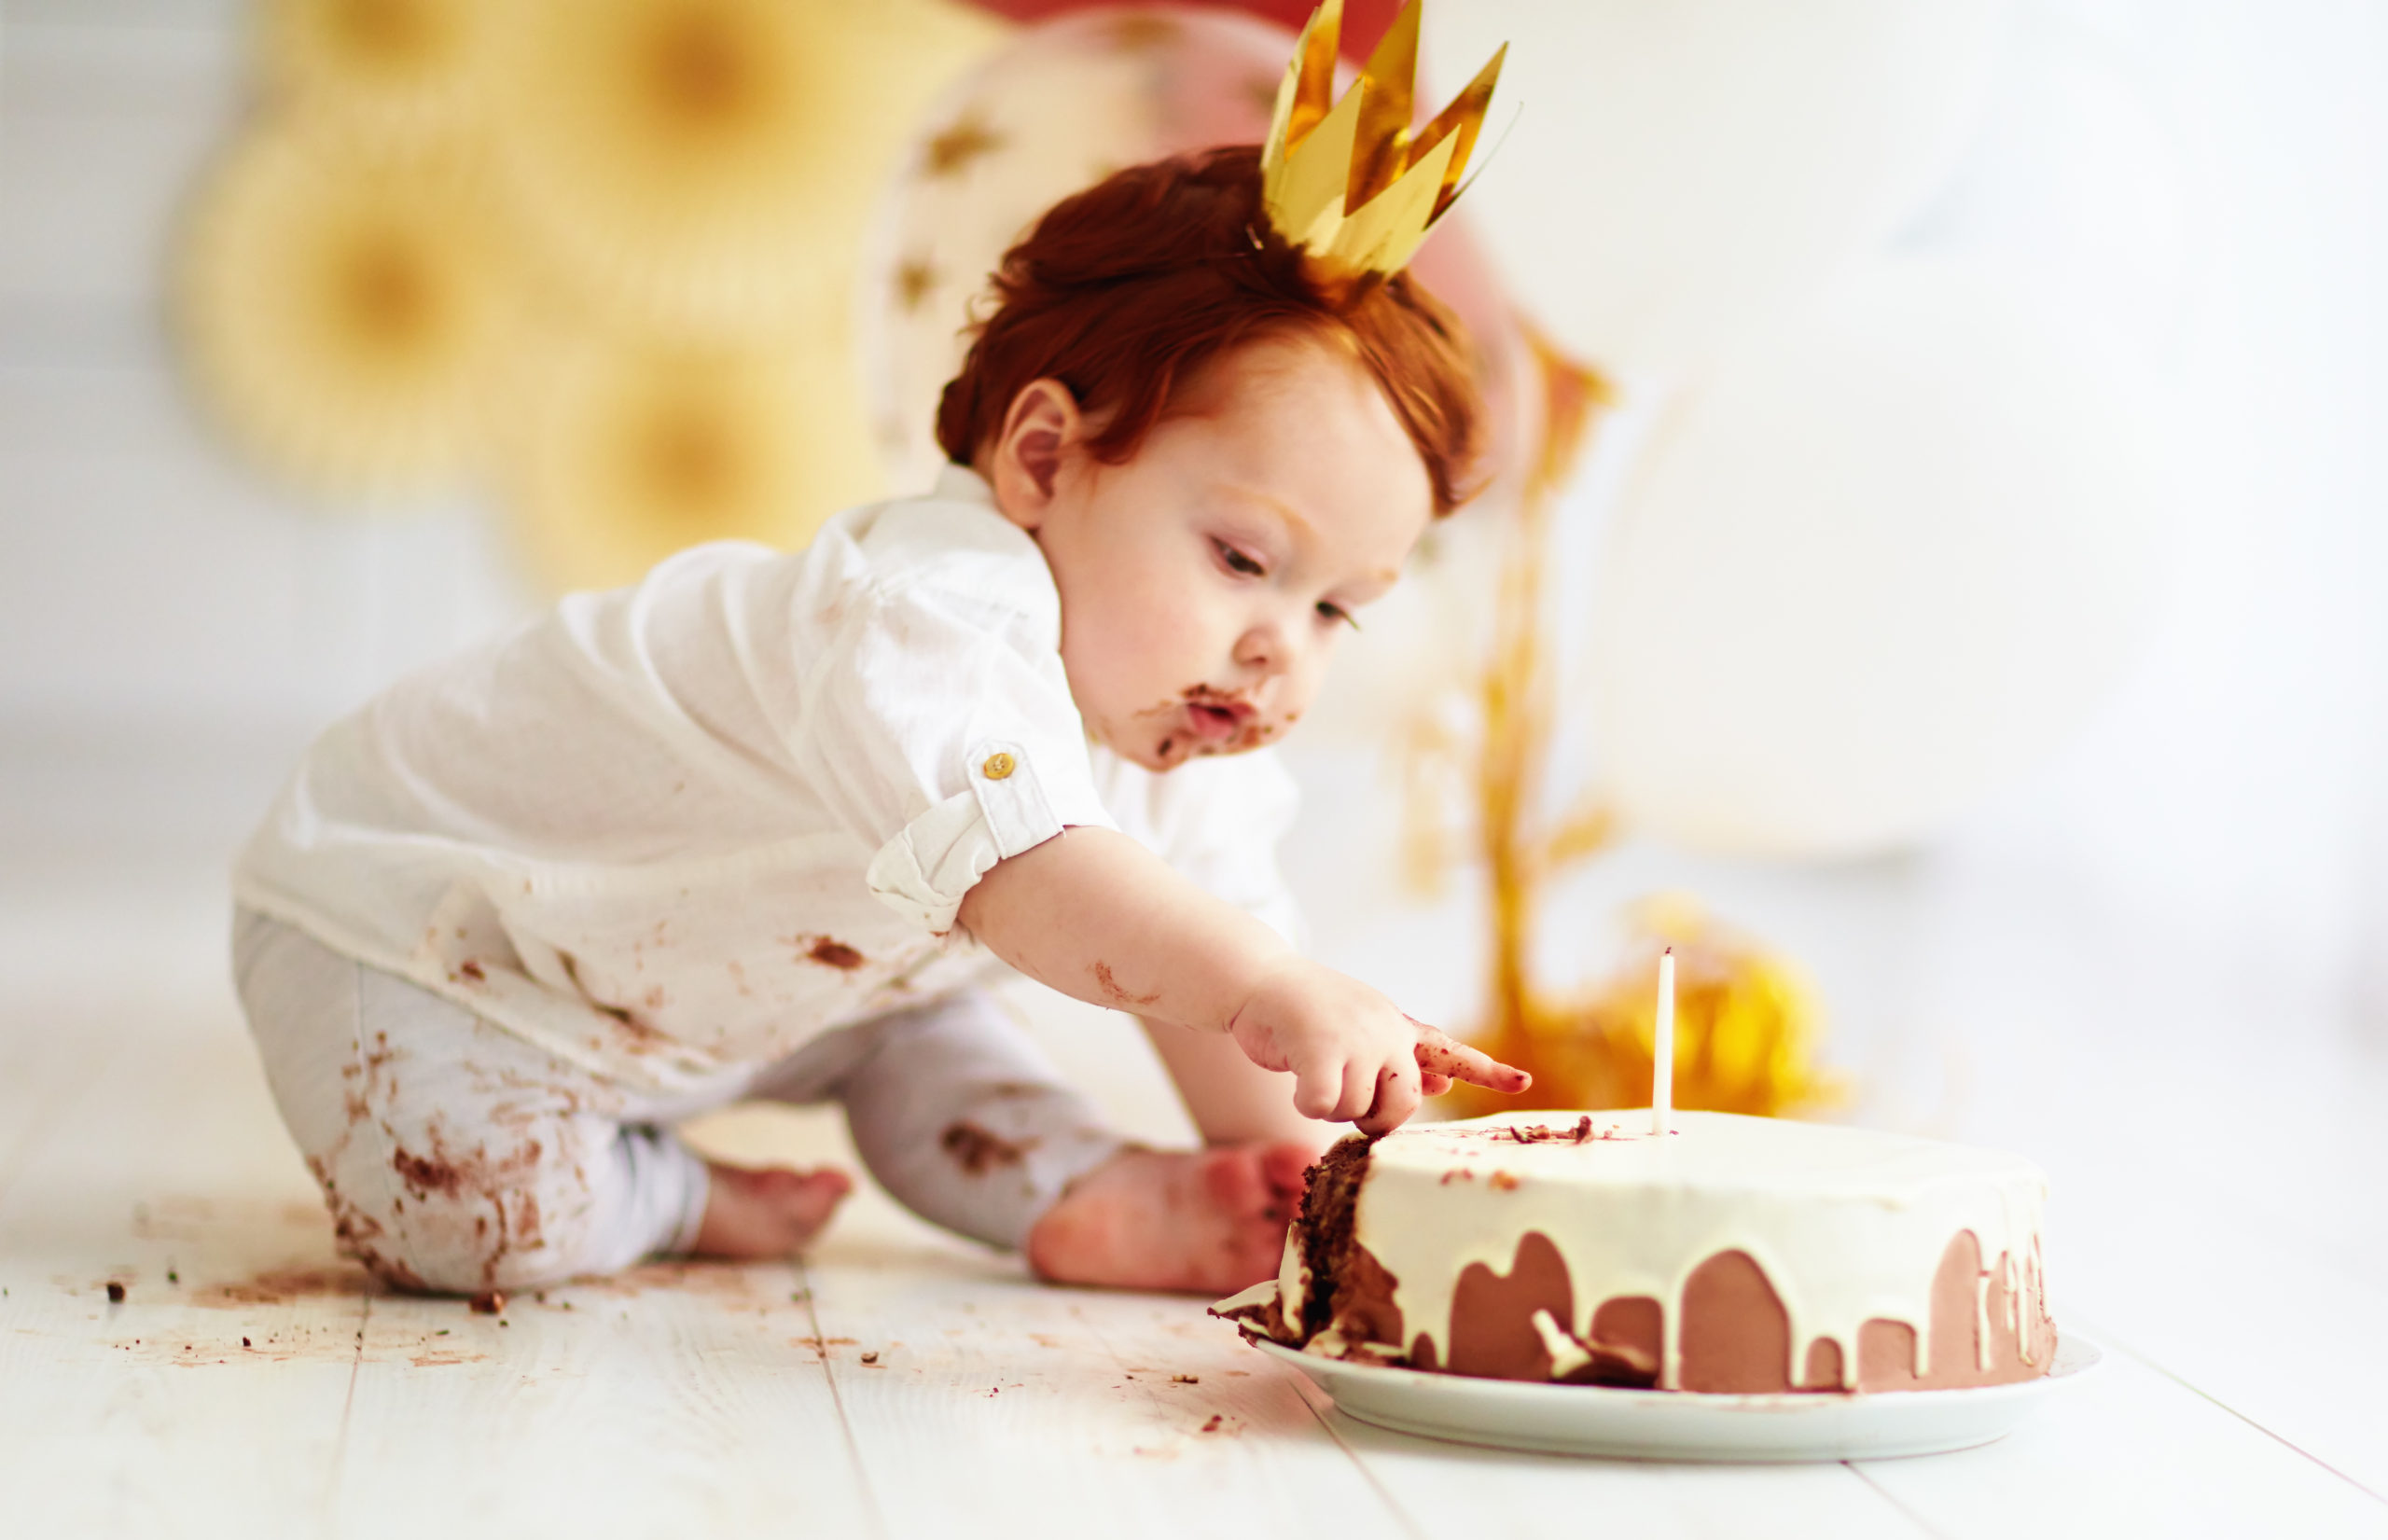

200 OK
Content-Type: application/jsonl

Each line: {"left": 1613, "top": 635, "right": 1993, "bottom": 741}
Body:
{"left": 105, "top": 1282, "right": 125, "bottom": 1302}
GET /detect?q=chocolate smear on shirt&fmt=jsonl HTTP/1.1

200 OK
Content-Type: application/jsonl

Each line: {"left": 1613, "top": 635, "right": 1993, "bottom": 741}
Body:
{"left": 805, "top": 936, "right": 867, "bottom": 970}
{"left": 559, "top": 950, "right": 668, "bottom": 1047}
{"left": 941, "top": 1121, "right": 1035, "bottom": 1174}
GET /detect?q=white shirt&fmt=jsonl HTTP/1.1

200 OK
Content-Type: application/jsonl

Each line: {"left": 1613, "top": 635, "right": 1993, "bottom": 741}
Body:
{"left": 234, "top": 467, "right": 1302, "bottom": 1093}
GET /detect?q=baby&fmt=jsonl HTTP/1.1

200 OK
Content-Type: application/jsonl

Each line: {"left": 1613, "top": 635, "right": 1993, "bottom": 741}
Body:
{"left": 230, "top": 145, "right": 1526, "bottom": 1300}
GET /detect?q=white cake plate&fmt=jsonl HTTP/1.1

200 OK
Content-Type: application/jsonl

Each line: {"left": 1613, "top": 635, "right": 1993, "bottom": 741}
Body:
{"left": 1256, "top": 1332, "right": 2100, "bottom": 1462}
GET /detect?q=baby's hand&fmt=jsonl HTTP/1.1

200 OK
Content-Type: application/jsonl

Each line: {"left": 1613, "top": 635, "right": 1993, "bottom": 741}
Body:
{"left": 1225, "top": 960, "right": 1531, "bottom": 1135}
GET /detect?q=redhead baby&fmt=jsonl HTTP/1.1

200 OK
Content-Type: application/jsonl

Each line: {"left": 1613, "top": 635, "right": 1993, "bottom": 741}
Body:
{"left": 231, "top": 146, "right": 1527, "bottom": 1298}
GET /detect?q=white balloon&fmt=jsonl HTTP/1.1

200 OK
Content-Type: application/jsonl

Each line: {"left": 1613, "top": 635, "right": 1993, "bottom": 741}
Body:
{"left": 1586, "top": 258, "right": 2173, "bottom": 858}
{"left": 1422, "top": 0, "right": 2010, "bottom": 382}
{"left": 1301, "top": 503, "right": 1512, "bottom": 744}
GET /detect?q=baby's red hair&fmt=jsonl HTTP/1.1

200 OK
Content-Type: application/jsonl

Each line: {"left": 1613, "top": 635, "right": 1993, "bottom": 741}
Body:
{"left": 936, "top": 146, "right": 1485, "bottom": 515}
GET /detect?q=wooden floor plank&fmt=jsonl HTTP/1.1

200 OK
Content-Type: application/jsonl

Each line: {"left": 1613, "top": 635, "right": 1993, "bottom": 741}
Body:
{"left": 799, "top": 1218, "right": 1409, "bottom": 1540}
{"left": 328, "top": 1261, "right": 881, "bottom": 1540}
{"left": 1986, "top": 1034, "right": 2388, "bottom": 1499}
{"left": 2045, "top": 1184, "right": 2388, "bottom": 1498}
{"left": 0, "top": 990, "right": 363, "bottom": 1539}
{"left": 1852, "top": 1325, "right": 2388, "bottom": 1539}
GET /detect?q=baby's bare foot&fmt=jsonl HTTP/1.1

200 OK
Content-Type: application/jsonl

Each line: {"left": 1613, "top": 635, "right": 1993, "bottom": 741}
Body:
{"left": 1024, "top": 1143, "right": 1313, "bottom": 1296}
{"left": 692, "top": 1162, "right": 852, "bottom": 1260}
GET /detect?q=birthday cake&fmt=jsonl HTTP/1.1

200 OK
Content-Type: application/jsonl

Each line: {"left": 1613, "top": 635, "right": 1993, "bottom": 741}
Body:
{"left": 1215, "top": 1110, "right": 2056, "bottom": 1394}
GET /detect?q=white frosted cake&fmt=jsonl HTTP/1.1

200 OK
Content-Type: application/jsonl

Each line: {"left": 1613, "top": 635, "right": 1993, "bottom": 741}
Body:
{"left": 1216, "top": 1110, "right": 2056, "bottom": 1393}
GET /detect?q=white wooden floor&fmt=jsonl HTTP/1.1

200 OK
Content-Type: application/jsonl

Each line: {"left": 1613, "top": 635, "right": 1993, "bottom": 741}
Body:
{"left": 1, "top": 863, "right": 2383, "bottom": 1540}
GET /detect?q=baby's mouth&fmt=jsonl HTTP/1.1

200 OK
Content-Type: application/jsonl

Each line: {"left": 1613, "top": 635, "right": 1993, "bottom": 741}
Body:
{"left": 1182, "top": 697, "right": 1250, "bottom": 745}
{"left": 1174, "top": 685, "right": 1257, "bottom": 749}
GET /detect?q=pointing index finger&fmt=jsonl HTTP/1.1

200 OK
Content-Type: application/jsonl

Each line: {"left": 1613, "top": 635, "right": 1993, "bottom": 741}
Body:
{"left": 1406, "top": 1016, "right": 1531, "bottom": 1094}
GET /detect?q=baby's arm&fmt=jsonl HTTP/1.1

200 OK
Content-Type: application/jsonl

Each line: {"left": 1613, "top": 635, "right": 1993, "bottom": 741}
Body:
{"left": 956, "top": 826, "right": 1528, "bottom": 1134}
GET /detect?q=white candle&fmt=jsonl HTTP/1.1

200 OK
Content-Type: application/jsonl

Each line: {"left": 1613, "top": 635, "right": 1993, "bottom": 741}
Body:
{"left": 1651, "top": 947, "right": 1676, "bottom": 1136}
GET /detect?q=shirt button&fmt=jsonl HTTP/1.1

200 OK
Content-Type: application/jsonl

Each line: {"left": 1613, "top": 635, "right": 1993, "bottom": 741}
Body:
{"left": 980, "top": 752, "right": 1017, "bottom": 781}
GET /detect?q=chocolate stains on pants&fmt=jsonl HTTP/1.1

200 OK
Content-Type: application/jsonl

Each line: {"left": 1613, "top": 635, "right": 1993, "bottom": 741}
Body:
{"left": 234, "top": 912, "right": 1125, "bottom": 1291}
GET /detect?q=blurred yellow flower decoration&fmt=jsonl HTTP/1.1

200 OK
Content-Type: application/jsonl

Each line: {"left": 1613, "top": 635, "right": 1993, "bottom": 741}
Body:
{"left": 1422, "top": 336, "right": 1842, "bottom": 1122}
{"left": 493, "top": 0, "right": 1006, "bottom": 336}
{"left": 258, "top": 0, "right": 504, "bottom": 149}
{"left": 177, "top": 0, "right": 1007, "bottom": 589}
{"left": 175, "top": 126, "right": 515, "bottom": 495}
{"left": 1447, "top": 895, "right": 1843, "bottom": 1121}
{"left": 508, "top": 324, "right": 884, "bottom": 593}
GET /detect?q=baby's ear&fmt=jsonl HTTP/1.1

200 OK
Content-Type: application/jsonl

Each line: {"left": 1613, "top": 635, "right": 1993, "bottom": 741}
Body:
{"left": 986, "top": 379, "right": 1081, "bottom": 530}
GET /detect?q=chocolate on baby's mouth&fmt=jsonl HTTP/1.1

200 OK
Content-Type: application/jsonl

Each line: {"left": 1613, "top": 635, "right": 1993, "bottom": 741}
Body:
{"left": 1180, "top": 684, "right": 1254, "bottom": 735}
{"left": 1138, "top": 684, "right": 1270, "bottom": 763}
{"left": 1134, "top": 684, "right": 1250, "bottom": 715}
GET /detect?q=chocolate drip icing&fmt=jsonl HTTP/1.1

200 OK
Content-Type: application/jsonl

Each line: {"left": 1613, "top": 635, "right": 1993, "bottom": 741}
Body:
{"left": 1679, "top": 1249, "right": 1794, "bottom": 1393}
{"left": 1448, "top": 1231, "right": 1574, "bottom": 1380}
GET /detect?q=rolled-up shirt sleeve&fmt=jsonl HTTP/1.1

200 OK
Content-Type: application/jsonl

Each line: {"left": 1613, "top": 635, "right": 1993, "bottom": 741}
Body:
{"left": 790, "top": 565, "right": 1115, "bottom": 936}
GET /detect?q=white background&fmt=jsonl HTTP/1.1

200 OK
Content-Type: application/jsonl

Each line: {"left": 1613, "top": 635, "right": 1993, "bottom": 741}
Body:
{"left": 3, "top": 0, "right": 2384, "bottom": 1110}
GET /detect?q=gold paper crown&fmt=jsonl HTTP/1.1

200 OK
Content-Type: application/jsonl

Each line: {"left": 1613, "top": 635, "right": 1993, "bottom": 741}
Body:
{"left": 1260, "top": 0, "right": 1505, "bottom": 286}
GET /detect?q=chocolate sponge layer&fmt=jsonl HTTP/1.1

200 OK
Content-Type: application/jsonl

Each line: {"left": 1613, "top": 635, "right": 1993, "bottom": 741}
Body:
{"left": 1295, "top": 1136, "right": 1374, "bottom": 1342}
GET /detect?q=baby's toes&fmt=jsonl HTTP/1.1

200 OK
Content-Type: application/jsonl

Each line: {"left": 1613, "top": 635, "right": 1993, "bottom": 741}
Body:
{"left": 744, "top": 1167, "right": 851, "bottom": 1247}
{"left": 1259, "top": 1141, "right": 1317, "bottom": 1198}
{"left": 1196, "top": 1149, "right": 1299, "bottom": 1270}
{"left": 779, "top": 1170, "right": 851, "bottom": 1242}
{"left": 1199, "top": 1146, "right": 1271, "bottom": 1214}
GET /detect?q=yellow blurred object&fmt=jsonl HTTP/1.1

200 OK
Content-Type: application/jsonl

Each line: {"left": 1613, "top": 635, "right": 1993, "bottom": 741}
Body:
{"left": 1449, "top": 896, "right": 1843, "bottom": 1119}
{"left": 175, "top": 122, "right": 517, "bottom": 496}
{"left": 492, "top": 0, "right": 1007, "bottom": 336}
{"left": 507, "top": 322, "right": 884, "bottom": 593}
{"left": 1259, "top": 0, "right": 1505, "bottom": 286}
{"left": 258, "top": 0, "right": 506, "bottom": 151}
{"left": 1425, "top": 334, "right": 1845, "bottom": 1122}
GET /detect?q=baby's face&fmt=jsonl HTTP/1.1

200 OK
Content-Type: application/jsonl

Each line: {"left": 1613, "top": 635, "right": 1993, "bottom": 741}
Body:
{"left": 985, "top": 336, "right": 1435, "bottom": 772}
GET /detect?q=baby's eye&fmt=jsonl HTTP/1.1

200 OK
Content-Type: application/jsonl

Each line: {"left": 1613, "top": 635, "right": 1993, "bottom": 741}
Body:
{"left": 1213, "top": 538, "right": 1266, "bottom": 577}
{"left": 1316, "top": 601, "right": 1360, "bottom": 631}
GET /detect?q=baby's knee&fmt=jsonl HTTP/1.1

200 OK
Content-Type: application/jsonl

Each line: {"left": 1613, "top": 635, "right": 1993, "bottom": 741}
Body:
{"left": 311, "top": 1127, "right": 618, "bottom": 1294}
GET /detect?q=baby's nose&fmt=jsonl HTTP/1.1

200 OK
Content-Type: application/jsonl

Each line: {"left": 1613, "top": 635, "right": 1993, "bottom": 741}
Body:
{"left": 1232, "top": 623, "right": 1287, "bottom": 674}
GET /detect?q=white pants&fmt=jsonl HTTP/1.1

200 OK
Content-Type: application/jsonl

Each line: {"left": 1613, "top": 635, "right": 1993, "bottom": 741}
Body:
{"left": 232, "top": 910, "right": 1126, "bottom": 1293}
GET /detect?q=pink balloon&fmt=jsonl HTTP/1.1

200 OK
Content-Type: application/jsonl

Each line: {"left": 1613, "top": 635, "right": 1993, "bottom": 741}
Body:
{"left": 961, "top": 0, "right": 1409, "bottom": 64}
